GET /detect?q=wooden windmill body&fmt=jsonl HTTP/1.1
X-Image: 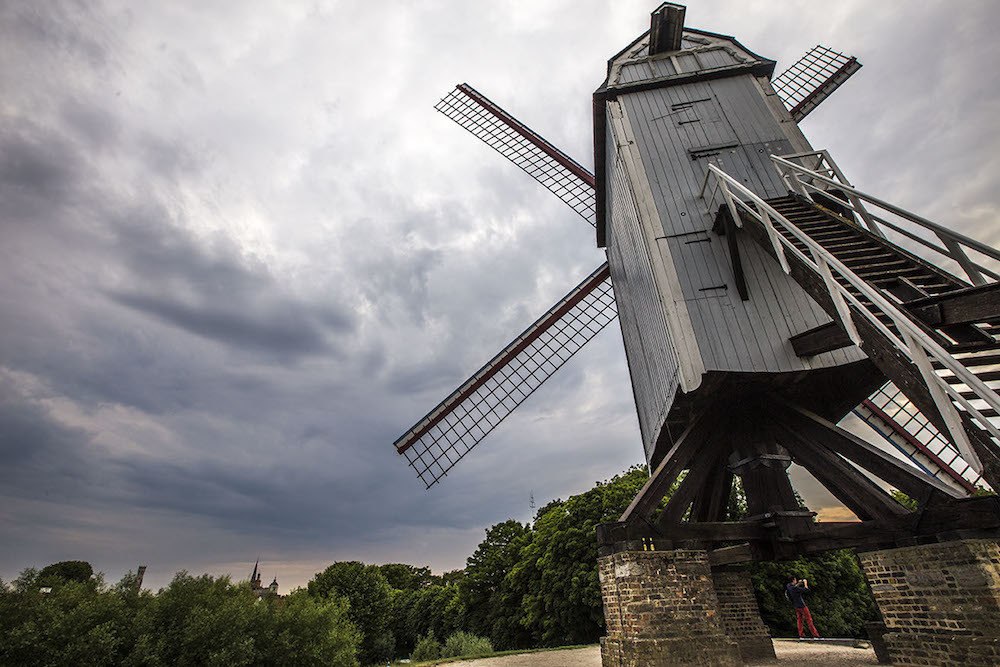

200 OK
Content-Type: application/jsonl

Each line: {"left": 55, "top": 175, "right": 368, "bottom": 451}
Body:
{"left": 396, "top": 3, "right": 1000, "bottom": 563}
{"left": 595, "top": 13, "right": 880, "bottom": 470}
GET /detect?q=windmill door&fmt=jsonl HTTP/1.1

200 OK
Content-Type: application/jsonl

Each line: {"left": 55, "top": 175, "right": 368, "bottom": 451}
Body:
{"left": 653, "top": 93, "right": 737, "bottom": 300}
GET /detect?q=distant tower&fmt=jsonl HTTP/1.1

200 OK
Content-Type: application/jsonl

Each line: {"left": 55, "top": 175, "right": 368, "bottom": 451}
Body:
{"left": 250, "top": 559, "right": 261, "bottom": 589}
{"left": 269, "top": 577, "right": 278, "bottom": 595}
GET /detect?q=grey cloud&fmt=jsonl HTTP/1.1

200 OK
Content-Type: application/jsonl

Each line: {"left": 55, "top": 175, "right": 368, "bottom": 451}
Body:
{"left": 109, "top": 290, "right": 336, "bottom": 355}
{"left": 0, "top": 126, "right": 83, "bottom": 203}
{"left": 1, "top": 0, "right": 997, "bottom": 593}
{"left": 0, "top": 385, "right": 96, "bottom": 504}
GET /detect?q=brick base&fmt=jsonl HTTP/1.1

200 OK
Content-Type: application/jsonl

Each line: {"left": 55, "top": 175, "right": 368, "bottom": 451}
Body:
{"left": 599, "top": 549, "right": 741, "bottom": 666}
{"left": 882, "top": 632, "right": 1000, "bottom": 667}
{"left": 712, "top": 568, "right": 776, "bottom": 662}
{"left": 860, "top": 539, "right": 1000, "bottom": 667}
{"left": 601, "top": 637, "right": 743, "bottom": 667}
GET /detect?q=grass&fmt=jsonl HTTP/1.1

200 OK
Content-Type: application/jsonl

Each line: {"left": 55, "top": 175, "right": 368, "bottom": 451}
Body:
{"left": 393, "top": 643, "right": 596, "bottom": 666}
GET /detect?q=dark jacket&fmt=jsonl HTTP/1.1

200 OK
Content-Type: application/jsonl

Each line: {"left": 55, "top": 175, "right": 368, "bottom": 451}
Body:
{"left": 785, "top": 583, "right": 809, "bottom": 609}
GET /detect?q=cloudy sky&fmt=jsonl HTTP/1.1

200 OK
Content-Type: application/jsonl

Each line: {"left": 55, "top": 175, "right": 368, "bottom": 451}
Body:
{"left": 2, "top": 1, "right": 998, "bottom": 592}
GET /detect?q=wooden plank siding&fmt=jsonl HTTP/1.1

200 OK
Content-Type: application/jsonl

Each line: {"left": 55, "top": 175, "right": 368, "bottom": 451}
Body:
{"left": 601, "top": 32, "right": 869, "bottom": 464}
{"left": 606, "top": 126, "right": 682, "bottom": 459}
{"left": 616, "top": 74, "right": 865, "bottom": 375}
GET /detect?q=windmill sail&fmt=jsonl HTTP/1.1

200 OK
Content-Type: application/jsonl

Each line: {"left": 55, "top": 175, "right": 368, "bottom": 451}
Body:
{"left": 395, "top": 263, "right": 616, "bottom": 487}
{"left": 435, "top": 84, "right": 597, "bottom": 225}
{"left": 854, "top": 382, "right": 984, "bottom": 493}
{"left": 400, "top": 80, "right": 982, "bottom": 491}
{"left": 772, "top": 45, "right": 862, "bottom": 121}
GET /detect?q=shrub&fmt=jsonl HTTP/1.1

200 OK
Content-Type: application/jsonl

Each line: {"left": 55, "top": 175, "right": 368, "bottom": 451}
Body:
{"left": 410, "top": 633, "right": 441, "bottom": 662}
{"left": 441, "top": 631, "right": 492, "bottom": 658}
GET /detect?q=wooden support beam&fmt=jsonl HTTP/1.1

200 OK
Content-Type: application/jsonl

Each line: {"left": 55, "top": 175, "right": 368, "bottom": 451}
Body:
{"left": 776, "top": 397, "right": 963, "bottom": 501}
{"left": 620, "top": 409, "right": 718, "bottom": 524}
{"left": 708, "top": 543, "right": 757, "bottom": 567}
{"left": 789, "top": 320, "right": 854, "bottom": 357}
{"left": 773, "top": 416, "right": 910, "bottom": 521}
{"left": 905, "top": 282, "right": 1000, "bottom": 326}
{"left": 690, "top": 466, "right": 733, "bottom": 523}
{"left": 657, "top": 521, "right": 769, "bottom": 541}
{"left": 730, "top": 421, "right": 815, "bottom": 539}
{"left": 655, "top": 447, "right": 726, "bottom": 528}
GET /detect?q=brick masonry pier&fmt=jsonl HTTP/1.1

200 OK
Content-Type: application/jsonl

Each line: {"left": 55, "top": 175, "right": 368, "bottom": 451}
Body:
{"left": 860, "top": 539, "right": 1000, "bottom": 666}
{"left": 598, "top": 549, "right": 741, "bottom": 666}
{"left": 712, "top": 567, "right": 776, "bottom": 662}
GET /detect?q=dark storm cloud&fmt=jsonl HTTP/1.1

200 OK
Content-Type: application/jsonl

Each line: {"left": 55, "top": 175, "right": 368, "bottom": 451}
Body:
{"left": 0, "top": 125, "right": 86, "bottom": 223}
{"left": 104, "top": 210, "right": 355, "bottom": 357}
{"left": 0, "top": 384, "right": 95, "bottom": 503}
{"left": 1, "top": 0, "right": 997, "bottom": 592}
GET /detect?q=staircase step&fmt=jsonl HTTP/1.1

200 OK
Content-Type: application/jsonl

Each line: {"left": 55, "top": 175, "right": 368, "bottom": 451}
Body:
{"left": 942, "top": 370, "right": 1000, "bottom": 384}
{"left": 807, "top": 231, "right": 861, "bottom": 242}
{"left": 960, "top": 406, "right": 999, "bottom": 418}
{"left": 957, "top": 388, "right": 1000, "bottom": 402}
{"left": 933, "top": 353, "right": 1000, "bottom": 369}
{"left": 946, "top": 340, "right": 1000, "bottom": 354}
{"left": 822, "top": 240, "right": 881, "bottom": 252}
{"left": 843, "top": 258, "right": 911, "bottom": 272}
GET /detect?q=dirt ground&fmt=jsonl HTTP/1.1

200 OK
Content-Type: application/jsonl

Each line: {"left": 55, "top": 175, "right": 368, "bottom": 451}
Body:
{"left": 443, "top": 640, "right": 879, "bottom": 666}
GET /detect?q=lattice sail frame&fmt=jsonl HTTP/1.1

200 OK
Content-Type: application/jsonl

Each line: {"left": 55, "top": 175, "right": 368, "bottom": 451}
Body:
{"left": 435, "top": 84, "right": 597, "bottom": 226}
{"left": 396, "top": 264, "right": 616, "bottom": 487}
{"left": 772, "top": 45, "right": 862, "bottom": 121}
{"left": 854, "top": 382, "right": 986, "bottom": 493}
{"left": 403, "top": 81, "right": 982, "bottom": 491}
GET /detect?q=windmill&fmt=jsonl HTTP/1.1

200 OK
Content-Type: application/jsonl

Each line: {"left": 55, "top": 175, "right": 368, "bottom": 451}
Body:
{"left": 395, "top": 3, "right": 1000, "bottom": 563}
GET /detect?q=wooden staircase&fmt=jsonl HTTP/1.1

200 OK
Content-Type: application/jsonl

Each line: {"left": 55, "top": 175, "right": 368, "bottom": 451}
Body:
{"left": 739, "top": 194, "right": 1000, "bottom": 488}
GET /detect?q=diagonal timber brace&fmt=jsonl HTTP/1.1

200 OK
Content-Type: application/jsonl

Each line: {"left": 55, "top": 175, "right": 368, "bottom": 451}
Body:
{"left": 599, "top": 394, "right": 994, "bottom": 561}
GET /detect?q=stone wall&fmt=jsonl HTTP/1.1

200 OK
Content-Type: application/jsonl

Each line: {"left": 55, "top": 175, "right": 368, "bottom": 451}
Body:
{"left": 599, "top": 549, "right": 741, "bottom": 666}
{"left": 859, "top": 539, "right": 1000, "bottom": 666}
{"left": 712, "top": 568, "right": 775, "bottom": 661}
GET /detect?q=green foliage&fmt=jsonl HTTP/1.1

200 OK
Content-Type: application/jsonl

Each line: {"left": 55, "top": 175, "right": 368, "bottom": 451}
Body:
{"left": 410, "top": 633, "right": 442, "bottom": 661}
{"left": 461, "top": 519, "right": 533, "bottom": 649}
{"left": 38, "top": 561, "right": 95, "bottom": 588}
{"left": 0, "top": 570, "right": 127, "bottom": 667}
{"left": 0, "top": 569, "right": 359, "bottom": 667}
{"left": 377, "top": 564, "right": 435, "bottom": 591}
{"left": 441, "top": 631, "right": 493, "bottom": 658}
{"left": 391, "top": 584, "right": 464, "bottom": 655}
{"left": 512, "top": 466, "right": 650, "bottom": 647}
{"left": 749, "top": 549, "right": 877, "bottom": 638}
{"left": 890, "top": 490, "right": 919, "bottom": 510}
{"left": 307, "top": 561, "right": 393, "bottom": 664}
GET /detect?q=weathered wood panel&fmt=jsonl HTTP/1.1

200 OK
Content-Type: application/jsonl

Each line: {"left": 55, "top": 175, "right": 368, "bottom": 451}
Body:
{"left": 606, "top": 125, "right": 682, "bottom": 459}
{"left": 617, "top": 74, "right": 866, "bottom": 375}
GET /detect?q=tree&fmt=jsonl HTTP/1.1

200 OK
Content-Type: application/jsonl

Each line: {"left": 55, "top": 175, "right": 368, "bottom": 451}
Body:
{"left": 377, "top": 563, "right": 434, "bottom": 591}
{"left": 308, "top": 561, "right": 394, "bottom": 664}
{"left": 749, "top": 550, "right": 877, "bottom": 638}
{"left": 38, "top": 560, "right": 95, "bottom": 587}
{"left": 460, "top": 520, "right": 533, "bottom": 649}
{"left": 0, "top": 570, "right": 126, "bottom": 667}
{"left": 124, "top": 572, "right": 258, "bottom": 666}
{"left": 512, "top": 466, "right": 650, "bottom": 647}
{"left": 255, "top": 591, "right": 358, "bottom": 667}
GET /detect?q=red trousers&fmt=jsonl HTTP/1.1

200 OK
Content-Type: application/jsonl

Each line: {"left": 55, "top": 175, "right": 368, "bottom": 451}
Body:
{"left": 795, "top": 606, "right": 820, "bottom": 638}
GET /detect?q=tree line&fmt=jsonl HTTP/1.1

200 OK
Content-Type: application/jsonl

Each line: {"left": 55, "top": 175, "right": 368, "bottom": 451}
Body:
{"left": 308, "top": 466, "right": 878, "bottom": 663}
{"left": 1, "top": 466, "right": 881, "bottom": 666}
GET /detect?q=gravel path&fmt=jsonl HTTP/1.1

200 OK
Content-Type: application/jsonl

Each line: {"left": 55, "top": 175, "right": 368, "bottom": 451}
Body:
{"left": 442, "top": 640, "right": 878, "bottom": 666}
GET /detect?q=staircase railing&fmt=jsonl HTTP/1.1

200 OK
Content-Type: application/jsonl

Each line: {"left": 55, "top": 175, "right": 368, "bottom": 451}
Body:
{"left": 771, "top": 150, "right": 1000, "bottom": 286}
{"left": 702, "top": 163, "right": 1000, "bottom": 472}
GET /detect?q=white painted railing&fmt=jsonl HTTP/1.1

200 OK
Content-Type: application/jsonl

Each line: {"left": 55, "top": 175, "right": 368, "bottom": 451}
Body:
{"left": 701, "top": 162, "right": 1000, "bottom": 472}
{"left": 772, "top": 150, "right": 1000, "bottom": 286}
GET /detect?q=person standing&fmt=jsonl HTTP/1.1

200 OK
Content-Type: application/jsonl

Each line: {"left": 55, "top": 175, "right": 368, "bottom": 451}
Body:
{"left": 785, "top": 575, "right": 820, "bottom": 639}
